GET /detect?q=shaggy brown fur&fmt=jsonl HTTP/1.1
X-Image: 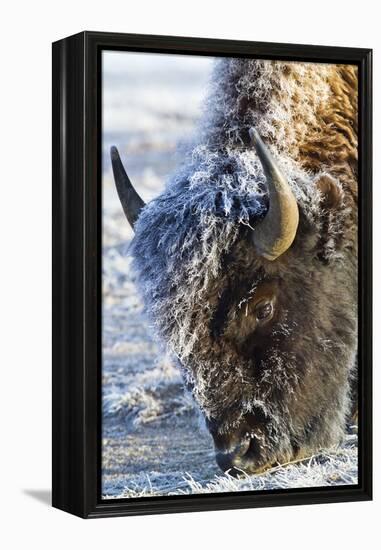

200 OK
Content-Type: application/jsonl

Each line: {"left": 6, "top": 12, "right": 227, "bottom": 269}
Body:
{"left": 206, "top": 61, "right": 358, "bottom": 214}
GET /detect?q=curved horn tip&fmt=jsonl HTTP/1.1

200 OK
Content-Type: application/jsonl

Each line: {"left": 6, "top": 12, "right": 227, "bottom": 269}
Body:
{"left": 110, "top": 145, "right": 146, "bottom": 230}
{"left": 110, "top": 145, "right": 120, "bottom": 161}
{"left": 248, "top": 127, "right": 260, "bottom": 144}
{"left": 248, "top": 127, "right": 299, "bottom": 261}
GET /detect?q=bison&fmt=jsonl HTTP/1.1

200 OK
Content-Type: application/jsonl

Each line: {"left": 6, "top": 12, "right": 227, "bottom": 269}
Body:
{"left": 110, "top": 58, "right": 358, "bottom": 475}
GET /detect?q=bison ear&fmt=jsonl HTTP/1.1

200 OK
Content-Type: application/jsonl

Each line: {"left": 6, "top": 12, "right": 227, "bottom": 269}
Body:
{"left": 314, "top": 174, "right": 347, "bottom": 264}
{"left": 315, "top": 174, "right": 344, "bottom": 210}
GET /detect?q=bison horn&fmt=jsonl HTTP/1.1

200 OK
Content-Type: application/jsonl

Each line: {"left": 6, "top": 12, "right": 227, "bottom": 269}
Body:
{"left": 110, "top": 146, "right": 145, "bottom": 229}
{"left": 249, "top": 128, "right": 299, "bottom": 261}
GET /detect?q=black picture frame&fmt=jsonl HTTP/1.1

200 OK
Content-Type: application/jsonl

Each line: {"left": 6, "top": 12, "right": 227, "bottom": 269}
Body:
{"left": 52, "top": 31, "right": 372, "bottom": 519}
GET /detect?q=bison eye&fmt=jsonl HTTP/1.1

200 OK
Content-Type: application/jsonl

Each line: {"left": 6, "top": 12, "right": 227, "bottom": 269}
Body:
{"left": 255, "top": 301, "right": 273, "bottom": 321}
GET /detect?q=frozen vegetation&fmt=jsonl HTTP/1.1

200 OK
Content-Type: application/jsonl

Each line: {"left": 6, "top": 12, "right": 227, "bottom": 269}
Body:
{"left": 102, "top": 52, "right": 358, "bottom": 499}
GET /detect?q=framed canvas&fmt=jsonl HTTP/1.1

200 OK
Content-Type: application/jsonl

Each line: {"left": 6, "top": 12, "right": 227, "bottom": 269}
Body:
{"left": 52, "top": 31, "right": 372, "bottom": 518}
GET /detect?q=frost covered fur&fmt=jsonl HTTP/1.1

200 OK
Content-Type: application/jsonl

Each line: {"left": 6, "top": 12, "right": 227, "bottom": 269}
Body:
{"left": 129, "top": 59, "right": 358, "bottom": 474}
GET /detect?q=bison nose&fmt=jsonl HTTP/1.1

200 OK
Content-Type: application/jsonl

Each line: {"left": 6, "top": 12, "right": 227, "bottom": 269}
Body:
{"left": 208, "top": 422, "right": 252, "bottom": 476}
{"left": 215, "top": 442, "right": 252, "bottom": 476}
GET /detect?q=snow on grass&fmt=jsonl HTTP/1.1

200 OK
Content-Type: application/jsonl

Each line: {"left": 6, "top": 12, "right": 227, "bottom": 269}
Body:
{"left": 106, "top": 434, "right": 358, "bottom": 498}
{"left": 103, "top": 354, "right": 195, "bottom": 427}
{"left": 182, "top": 436, "right": 358, "bottom": 493}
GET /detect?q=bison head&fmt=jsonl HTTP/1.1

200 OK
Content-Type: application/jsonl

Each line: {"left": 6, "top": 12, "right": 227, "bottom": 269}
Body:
{"left": 111, "top": 128, "right": 357, "bottom": 476}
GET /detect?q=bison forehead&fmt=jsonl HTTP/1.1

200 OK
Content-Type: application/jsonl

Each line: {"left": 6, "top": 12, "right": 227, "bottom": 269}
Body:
{"left": 129, "top": 158, "right": 319, "bottom": 366}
